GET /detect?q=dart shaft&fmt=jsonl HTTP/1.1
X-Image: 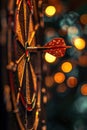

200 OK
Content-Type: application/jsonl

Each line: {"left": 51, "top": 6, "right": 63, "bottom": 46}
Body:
{"left": 26, "top": 46, "right": 71, "bottom": 52}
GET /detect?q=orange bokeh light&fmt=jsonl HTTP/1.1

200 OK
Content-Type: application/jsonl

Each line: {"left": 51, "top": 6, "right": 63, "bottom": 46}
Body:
{"left": 54, "top": 72, "right": 65, "bottom": 84}
{"left": 80, "top": 14, "right": 87, "bottom": 25}
{"left": 78, "top": 55, "right": 87, "bottom": 67}
{"left": 61, "top": 61, "right": 72, "bottom": 73}
{"left": 56, "top": 84, "right": 67, "bottom": 93}
{"left": 67, "top": 76, "right": 78, "bottom": 88}
{"left": 45, "top": 76, "right": 54, "bottom": 87}
{"left": 80, "top": 84, "right": 87, "bottom": 96}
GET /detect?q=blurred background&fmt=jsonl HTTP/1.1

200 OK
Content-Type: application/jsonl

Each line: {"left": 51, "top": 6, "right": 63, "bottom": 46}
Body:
{"left": 0, "top": 0, "right": 87, "bottom": 130}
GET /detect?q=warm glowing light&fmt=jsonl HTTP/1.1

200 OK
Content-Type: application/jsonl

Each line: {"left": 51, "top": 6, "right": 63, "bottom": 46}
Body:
{"left": 45, "top": 76, "right": 54, "bottom": 87}
{"left": 45, "top": 6, "right": 56, "bottom": 17}
{"left": 81, "top": 84, "right": 87, "bottom": 96}
{"left": 61, "top": 61, "right": 72, "bottom": 73}
{"left": 44, "top": 52, "right": 56, "bottom": 63}
{"left": 56, "top": 84, "right": 67, "bottom": 93}
{"left": 67, "top": 76, "right": 78, "bottom": 88}
{"left": 54, "top": 72, "right": 65, "bottom": 84}
{"left": 41, "top": 88, "right": 46, "bottom": 93}
{"left": 73, "top": 38, "right": 86, "bottom": 50}
{"left": 80, "top": 14, "right": 87, "bottom": 25}
{"left": 43, "top": 95, "right": 47, "bottom": 103}
{"left": 68, "top": 26, "right": 79, "bottom": 35}
{"left": 78, "top": 55, "right": 87, "bottom": 67}
{"left": 67, "top": 26, "right": 80, "bottom": 42}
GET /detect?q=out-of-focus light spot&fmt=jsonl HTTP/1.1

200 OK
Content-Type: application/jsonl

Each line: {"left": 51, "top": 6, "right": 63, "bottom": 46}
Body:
{"left": 44, "top": 28, "right": 59, "bottom": 43}
{"left": 42, "top": 119, "right": 46, "bottom": 124}
{"left": 56, "top": 83, "right": 67, "bottom": 93}
{"left": 4, "top": 85, "right": 10, "bottom": 94}
{"left": 58, "top": 28, "right": 67, "bottom": 36}
{"left": 43, "top": 95, "right": 47, "bottom": 104}
{"left": 54, "top": 72, "right": 65, "bottom": 84}
{"left": 41, "top": 88, "right": 46, "bottom": 93}
{"left": 59, "top": 12, "right": 79, "bottom": 33}
{"left": 45, "top": 28, "right": 58, "bottom": 38}
{"left": 44, "top": 52, "right": 56, "bottom": 63}
{"left": 80, "top": 14, "right": 87, "bottom": 25}
{"left": 45, "top": 76, "right": 54, "bottom": 87}
{"left": 68, "top": 26, "right": 79, "bottom": 35}
{"left": 42, "top": 125, "right": 47, "bottom": 130}
{"left": 80, "top": 84, "right": 87, "bottom": 96}
{"left": 73, "top": 120, "right": 85, "bottom": 130}
{"left": 78, "top": 54, "right": 87, "bottom": 67}
{"left": 64, "top": 11, "right": 79, "bottom": 25}
{"left": 73, "top": 38, "right": 86, "bottom": 50}
{"left": 61, "top": 61, "right": 72, "bottom": 73}
{"left": 59, "top": 19, "right": 69, "bottom": 32}
{"left": 67, "top": 26, "right": 79, "bottom": 41}
{"left": 73, "top": 96, "right": 87, "bottom": 113}
{"left": 45, "top": 6, "right": 56, "bottom": 17}
{"left": 67, "top": 76, "right": 78, "bottom": 88}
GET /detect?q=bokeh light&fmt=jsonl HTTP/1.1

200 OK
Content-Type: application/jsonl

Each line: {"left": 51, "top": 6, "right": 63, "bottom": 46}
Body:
{"left": 73, "top": 96, "right": 87, "bottom": 114}
{"left": 59, "top": 19, "right": 69, "bottom": 32}
{"left": 80, "top": 14, "right": 87, "bottom": 25}
{"left": 44, "top": 52, "right": 56, "bottom": 63}
{"left": 54, "top": 72, "right": 65, "bottom": 84}
{"left": 61, "top": 61, "right": 73, "bottom": 73}
{"left": 41, "top": 88, "right": 46, "bottom": 93}
{"left": 67, "top": 26, "right": 80, "bottom": 41}
{"left": 67, "top": 76, "right": 78, "bottom": 88}
{"left": 45, "top": 76, "right": 54, "bottom": 87}
{"left": 78, "top": 54, "right": 87, "bottom": 67}
{"left": 45, "top": 6, "right": 56, "bottom": 17}
{"left": 59, "top": 11, "right": 79, "bottom": 29}
{"left": 44, "top": 28, "right": 59, "bottom": 43}
{"left": 56, "top": 83, "right": 67, "bottom": 93}
{"left": 63, "top": 11, "right": 79, "bottom": 25}
{"left": 43, "top": 95, "right": 47, "bottom": 104}
{"left": 73, "top": 37, "right": 86, "bottom": 50}
{"left": 80, "top": 84, "right": 87, "bottom": 96}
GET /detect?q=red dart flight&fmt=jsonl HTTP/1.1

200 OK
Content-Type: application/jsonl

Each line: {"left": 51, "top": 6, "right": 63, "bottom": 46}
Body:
{"left": 43, "top": 38, "right": 71, "bottom": 57}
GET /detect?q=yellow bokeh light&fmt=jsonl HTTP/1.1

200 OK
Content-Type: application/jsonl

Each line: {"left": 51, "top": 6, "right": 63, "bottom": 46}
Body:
{"left": 80, "top": 84, "right": 87, "bottom": 96}
{"left": 45, "top": 6, "right": 56, "bottom": 17}
{"left": 54, "top": 72, "right": 65, "bottom": 84}
{"left": 73, "top": 38, "right": 86, "bottom": 50}
{"left": 44, "top": 52, "right": 56, "bottom": 63}
{"left": 61, "top": 61, "right": 72, "bottom": 73}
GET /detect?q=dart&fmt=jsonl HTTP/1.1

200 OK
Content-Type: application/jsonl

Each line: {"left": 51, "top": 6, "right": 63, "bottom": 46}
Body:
{"left": 27, "top": 38, "right": 71, "bottom": 57}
